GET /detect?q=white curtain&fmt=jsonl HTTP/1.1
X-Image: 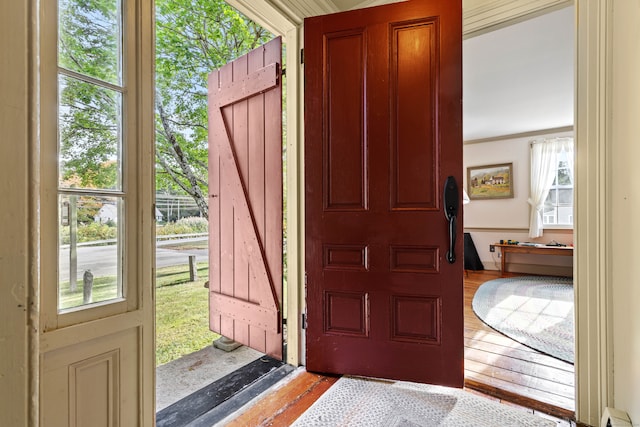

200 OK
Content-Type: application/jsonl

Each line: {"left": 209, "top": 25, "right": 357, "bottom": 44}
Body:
{"left": 528, "top": 139, "right": 559, "bottom": 238}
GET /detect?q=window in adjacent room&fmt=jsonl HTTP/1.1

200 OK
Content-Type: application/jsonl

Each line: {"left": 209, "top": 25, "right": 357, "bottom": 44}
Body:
{"left": 543, "top": 146, "right": 574, "bottom": 226}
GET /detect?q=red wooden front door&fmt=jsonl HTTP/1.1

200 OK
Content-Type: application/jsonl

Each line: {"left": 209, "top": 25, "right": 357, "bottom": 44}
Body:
{"left": 208, "top": 37, "right": 283, "bottom": 359}
{"left": 304, "top": 1, "right": 463, "bottom": 386}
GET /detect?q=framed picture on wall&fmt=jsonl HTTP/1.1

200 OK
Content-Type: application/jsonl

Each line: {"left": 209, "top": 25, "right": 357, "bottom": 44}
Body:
{"left": 467, "top": 162, "right": 514, "bottom": 200}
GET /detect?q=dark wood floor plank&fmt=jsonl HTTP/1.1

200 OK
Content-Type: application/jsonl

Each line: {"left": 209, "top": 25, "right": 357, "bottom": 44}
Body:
{"left": 269, "top": 375, "right": 339, "bottom": 425}
{"left": 464, "top": 358, "right": 574, "bottom": 399}
{"left": 226, "top": 371, "right": 338, "bottom": 427}
{"left": 464, "top": 371, "right": 575, "bottom": 413}
{"left": 464, "top": 378, "right": 576, "bottom": 421}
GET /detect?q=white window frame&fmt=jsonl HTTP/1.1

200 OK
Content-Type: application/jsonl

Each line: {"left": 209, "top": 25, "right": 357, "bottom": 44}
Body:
{"left": 40, "top": 0, "right": 145, "bottom": 329}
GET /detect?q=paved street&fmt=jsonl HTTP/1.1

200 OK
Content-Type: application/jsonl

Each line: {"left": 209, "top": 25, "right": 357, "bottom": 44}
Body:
{"left": 59, "top": 237, "right": 208, "bottom": 281}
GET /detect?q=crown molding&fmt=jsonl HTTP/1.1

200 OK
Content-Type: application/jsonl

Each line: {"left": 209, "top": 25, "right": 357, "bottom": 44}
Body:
{"left": 463, "top": 0, "right": 573, "bottom": 37}
{"left": 464, "top": 126, "right": 574, "bottom": 145}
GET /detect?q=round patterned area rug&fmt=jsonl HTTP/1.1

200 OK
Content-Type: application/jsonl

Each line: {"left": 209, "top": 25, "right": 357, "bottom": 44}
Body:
{"left": 472, "top": 275, "right": 574, "bottom": 364}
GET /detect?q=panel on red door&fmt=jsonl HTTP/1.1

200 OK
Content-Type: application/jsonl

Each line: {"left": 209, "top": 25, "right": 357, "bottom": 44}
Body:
{"left": 208, "top": 37, "right": 283, "bottom": 359}
{"left": 305, "top": 1, "right": 463, "bottom": 386}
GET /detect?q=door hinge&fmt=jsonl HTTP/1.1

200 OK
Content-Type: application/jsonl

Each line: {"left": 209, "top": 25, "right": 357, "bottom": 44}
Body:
{"left": 301, "top": 313, "right": 307, "bottom": 329}
{"left": 300, "top": 48, "right": 304, "bottom": 64}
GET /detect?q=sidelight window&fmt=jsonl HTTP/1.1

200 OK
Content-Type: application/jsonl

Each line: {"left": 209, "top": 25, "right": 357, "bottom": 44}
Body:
{"left": 57, "top": 0, "right": 125, "bottom": 311}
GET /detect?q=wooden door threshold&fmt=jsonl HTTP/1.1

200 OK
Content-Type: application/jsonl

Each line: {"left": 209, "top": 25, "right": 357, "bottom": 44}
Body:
{"left": 465, "top": 378, "right": 575, "bottom": 422}
{"left": 226, "top": 369, "right": 339, "bottom": 426}
{"left": 156, "top": 356, "right": 291, "bottom": 427}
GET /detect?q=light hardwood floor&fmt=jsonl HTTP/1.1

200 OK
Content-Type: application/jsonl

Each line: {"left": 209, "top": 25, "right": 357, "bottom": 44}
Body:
{"left": 463, "top": 270, "right": 575, "bottom": 419}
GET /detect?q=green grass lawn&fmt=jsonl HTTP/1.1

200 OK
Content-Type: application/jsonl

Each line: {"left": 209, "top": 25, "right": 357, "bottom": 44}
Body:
{"left": 60, "top": 276, "right": 119, "bottom": 309}
{"left": 155, "top": 262, "right": 220, "bottom": 366}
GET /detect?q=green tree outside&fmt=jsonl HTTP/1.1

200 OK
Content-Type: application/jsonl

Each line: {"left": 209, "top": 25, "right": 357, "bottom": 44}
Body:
{"left": 58, "top": 0, "right": 273, "bottom": 219}
{"left": 155, "top": 0, "right": 273, "bottom": 218}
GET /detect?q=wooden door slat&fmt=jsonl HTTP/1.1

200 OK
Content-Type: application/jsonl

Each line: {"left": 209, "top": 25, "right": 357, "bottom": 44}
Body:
{"left": 210, "top": 293, "right": 279, "bottom": 332}
{"left": 211, "top": 63, "right": 278, "bottom": 109}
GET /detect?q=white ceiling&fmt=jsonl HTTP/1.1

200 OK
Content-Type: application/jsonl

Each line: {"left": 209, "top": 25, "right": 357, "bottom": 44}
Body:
{"left": 463, "top": 5, "right": 574, "bottom": 141}
{"left": 266, "top": 0, "right": 574, "bottom": 141}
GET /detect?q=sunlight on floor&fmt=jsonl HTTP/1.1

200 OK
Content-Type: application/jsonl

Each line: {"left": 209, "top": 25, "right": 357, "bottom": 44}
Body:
{"left": 494, "top": 296, "right": 572, "bottom": 333}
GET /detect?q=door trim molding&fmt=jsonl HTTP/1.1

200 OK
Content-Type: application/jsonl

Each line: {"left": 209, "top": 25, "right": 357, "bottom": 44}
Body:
{"left": 283, "top": 25, "right": 305, "bottom": 367}
{"left": 28, "top": 0, "right": 42, "bottom": 424}
{"left": 0, "top": 1, "right": 40, "bottom": 425}
{"left": 574, "top": 1, "right": 614, "bottom": 425}
{"left": 226, "top": 0, "right": 305, "bottom": 367}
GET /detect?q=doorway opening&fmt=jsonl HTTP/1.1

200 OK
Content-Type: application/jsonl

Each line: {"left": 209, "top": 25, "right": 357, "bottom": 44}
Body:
{"left": 152, "top": 0, "right": 577, "bottom": 422}
{"left": 461, "top": 5, "right": 576, "bottom": 419}
{"left": 153, "top": 0, "right": 290, "bottom": 418}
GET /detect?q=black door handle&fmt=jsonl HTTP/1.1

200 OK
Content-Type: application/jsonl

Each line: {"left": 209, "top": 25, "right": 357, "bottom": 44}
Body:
{"left": 443, "top": 176, "right": 459, "bottom": 264}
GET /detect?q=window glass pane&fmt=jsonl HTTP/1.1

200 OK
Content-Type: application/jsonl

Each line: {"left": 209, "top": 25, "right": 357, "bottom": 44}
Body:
{"left": 543, "top": 207, "right": 557, "bottom": 224}
{"left": 59, "top": 195, "right": 123, "bottom": 310}
{"left": 58, "top": 0, "right": 121, "bottom": 85}
{"left": 557, "top": 165, "right": 571, "bottom": 185}
{"left": 544, "top": 194, "right": 553, "bottom": 209}
{"left": 557, "top": 206, "right": 573, "bottom": 225}
{"left": 59, "top": 74, "right": 121, "bottom": 190}
{"left": 558, "top": 188, "right": 573, "bottom": 205}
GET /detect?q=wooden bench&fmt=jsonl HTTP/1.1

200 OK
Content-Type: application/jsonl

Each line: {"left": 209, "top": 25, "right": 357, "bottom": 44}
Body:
{"left": 494, "top": 243, "right": 573, "bottom": 276}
